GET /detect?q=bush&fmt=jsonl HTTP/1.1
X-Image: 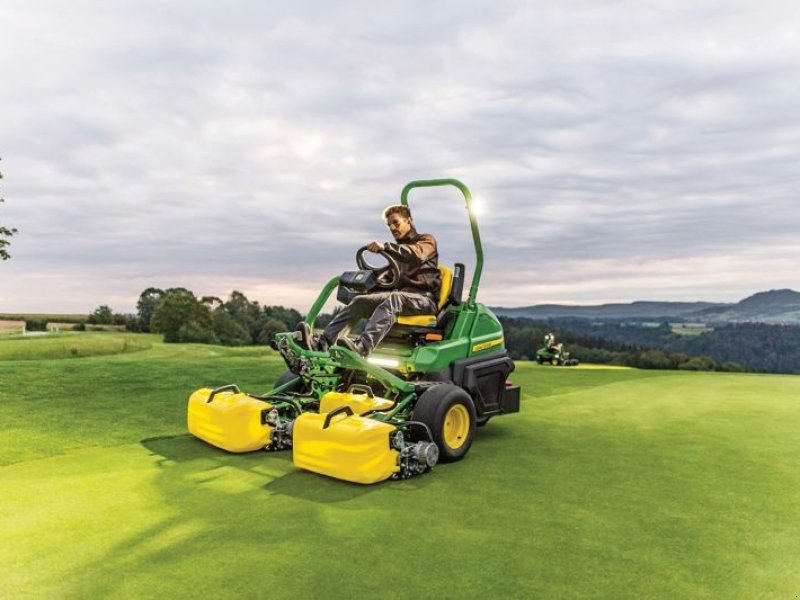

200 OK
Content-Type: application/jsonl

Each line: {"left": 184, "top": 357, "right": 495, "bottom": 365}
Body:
{"left": 678, "top": 356, "right": 718, "bottom": 371}
{"left": 174, "top": 320, "right": 217, "bottom": 344}
{"left": 25, "top": 319, "right": 47, "bottom": 332}
{"left": 257, "top": 318, "right": 288, "bottom": 345}
{"left": 151, "top": 289, "right": 213, "bottom": 343}
{"left": 87, "top": 305, "right": 114, "bottom": 325}
{"left": 212, "top": 310, "right": 251, "bottom": 346}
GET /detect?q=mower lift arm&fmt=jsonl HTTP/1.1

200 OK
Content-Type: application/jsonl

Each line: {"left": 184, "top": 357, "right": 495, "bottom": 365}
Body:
{"left": 305, "top": 275, "right": 341, "bottom": 328}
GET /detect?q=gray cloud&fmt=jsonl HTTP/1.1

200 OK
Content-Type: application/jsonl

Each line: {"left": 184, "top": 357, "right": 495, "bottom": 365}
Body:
{"left": 1, "top": 0, "right": 799, "bottom": 313}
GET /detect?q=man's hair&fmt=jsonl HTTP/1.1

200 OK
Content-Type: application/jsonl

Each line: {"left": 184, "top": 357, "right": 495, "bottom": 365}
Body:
{"left": 382, "top": 204, "right": 411, "bottom": 221}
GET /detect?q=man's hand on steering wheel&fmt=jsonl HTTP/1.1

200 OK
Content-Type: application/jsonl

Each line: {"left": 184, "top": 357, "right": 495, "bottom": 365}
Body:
{"left": 356, "top": 245, "right": 400, "bottom": 289}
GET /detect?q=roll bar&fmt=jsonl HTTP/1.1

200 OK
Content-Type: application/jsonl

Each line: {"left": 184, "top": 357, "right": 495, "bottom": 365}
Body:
{"left": 400, "top": 179, "right": 483, "bottom": 306}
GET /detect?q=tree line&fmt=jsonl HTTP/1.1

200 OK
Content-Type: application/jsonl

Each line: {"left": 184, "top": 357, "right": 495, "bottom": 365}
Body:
{"left": 75, "top": 297, "right": 800, "bottom": 374}
{"left": 88, "top": 288, "right": 307, "bottom": 346}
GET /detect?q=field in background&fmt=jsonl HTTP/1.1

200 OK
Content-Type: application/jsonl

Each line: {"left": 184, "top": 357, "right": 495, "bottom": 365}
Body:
{"left": 0, "top": 319, "right": 25, "bottom": 335}
{"left": 0, "top": 332, "right": 154, "bottom": 360}
{"left": 671, "top": 324, "right": 714, "bottom": 336}
{"left": 1, "top": 334, "right": 799, "bottom": 597}
{"left": 0, "top": 313, "right": 88, "bottom": 323}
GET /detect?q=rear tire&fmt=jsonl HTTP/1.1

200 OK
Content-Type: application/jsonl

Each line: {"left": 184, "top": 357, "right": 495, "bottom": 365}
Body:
{"left": 412, "top": 384, "right": 476, "bottom": 463}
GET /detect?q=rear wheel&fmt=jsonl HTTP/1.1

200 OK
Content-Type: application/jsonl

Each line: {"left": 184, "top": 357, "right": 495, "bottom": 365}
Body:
{"left": 550, "top": 357, "right": 559, "bottom": 366}
{"left": 412, "top": 384, "right": 476, "bottom": 462}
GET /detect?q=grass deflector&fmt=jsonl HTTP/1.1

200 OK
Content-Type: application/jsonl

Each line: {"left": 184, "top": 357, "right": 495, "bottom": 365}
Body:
{"left": 188, "top": 179, "right": 520, "bottom": 483}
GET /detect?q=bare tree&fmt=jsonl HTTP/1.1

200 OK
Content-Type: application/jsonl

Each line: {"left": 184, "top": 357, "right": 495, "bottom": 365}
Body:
{"left": 0, "top": 157, "right": 16, "bottom": 260}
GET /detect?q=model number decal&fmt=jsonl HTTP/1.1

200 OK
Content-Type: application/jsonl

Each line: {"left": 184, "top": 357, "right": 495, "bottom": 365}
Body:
{"left": 472, "top": 337, "right": 504, "bottom": 352}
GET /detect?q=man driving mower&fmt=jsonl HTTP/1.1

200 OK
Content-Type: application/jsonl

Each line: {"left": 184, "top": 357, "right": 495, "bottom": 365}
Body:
{"left": 300, "top": 204, "right": 440, "bottom": 356}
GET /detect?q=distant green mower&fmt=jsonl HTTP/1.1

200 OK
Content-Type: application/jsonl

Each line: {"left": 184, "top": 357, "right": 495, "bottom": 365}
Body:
{"left": 536, "top": 333, "right": 579, "bottom": 366}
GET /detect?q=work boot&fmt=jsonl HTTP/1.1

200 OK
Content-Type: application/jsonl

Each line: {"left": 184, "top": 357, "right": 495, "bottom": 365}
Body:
{"left": 335, "top": 336, "right": 367, "bottom": 357}
{"left": 316, "top": 335, "right": 330, "bottom": 352}
{"left": 294, "top": 321, "right": 313, "bottom": 350}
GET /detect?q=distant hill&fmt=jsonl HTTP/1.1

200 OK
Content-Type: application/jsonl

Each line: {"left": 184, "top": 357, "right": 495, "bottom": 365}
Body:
{"left": 686, "top": 289, "right": 800, "bottom": 324}
{"left": 492, "top": 289, "right": 800, "bottom": 325}
{"left": 491, "top": 301, "right": 727, "bottom": 321}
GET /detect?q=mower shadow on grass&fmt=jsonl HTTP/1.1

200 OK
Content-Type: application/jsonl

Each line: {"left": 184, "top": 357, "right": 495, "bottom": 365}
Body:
{"left": 261, "top": 469, "right": 380, "bottom": 503}
{"left": 141, "top": 434, "right": 221, "bottom": 464}
{"left": 141, "top": 434, "right": 384, "bottom": 503}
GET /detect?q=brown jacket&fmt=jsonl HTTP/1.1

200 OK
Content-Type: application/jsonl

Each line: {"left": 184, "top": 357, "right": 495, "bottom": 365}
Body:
{"left": 382, "top": 228, "right": 441, "bottom": 300}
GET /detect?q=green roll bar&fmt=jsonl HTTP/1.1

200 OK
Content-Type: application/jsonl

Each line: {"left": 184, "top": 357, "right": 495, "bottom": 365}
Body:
{"left": 400, "top": 179, "right": 483, "bottom": 306}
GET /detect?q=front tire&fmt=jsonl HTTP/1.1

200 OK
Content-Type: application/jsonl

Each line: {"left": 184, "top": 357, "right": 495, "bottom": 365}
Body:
{"left": 274, "top": 369, "right": 305, "bottom": 393}
{"left": 412, "top": 384, "right": 476, "bottom": 463}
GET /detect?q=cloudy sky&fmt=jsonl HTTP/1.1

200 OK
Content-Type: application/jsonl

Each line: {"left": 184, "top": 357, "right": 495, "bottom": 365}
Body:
{"left": 2, "top": 0, "right": 799, "bottom": 314}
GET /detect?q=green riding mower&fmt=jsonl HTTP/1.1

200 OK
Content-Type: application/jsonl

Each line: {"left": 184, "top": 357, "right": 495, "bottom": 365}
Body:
{"left": 536, "top": 333, "right": 579, "bottom": 366}
{"left": 188, "top": 179, "right": 520, "bottom": 484}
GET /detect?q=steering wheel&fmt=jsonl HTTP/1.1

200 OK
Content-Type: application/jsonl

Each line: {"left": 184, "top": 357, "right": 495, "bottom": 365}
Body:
{"left": 356, "top": 246, "right": 400, "bottom": 289}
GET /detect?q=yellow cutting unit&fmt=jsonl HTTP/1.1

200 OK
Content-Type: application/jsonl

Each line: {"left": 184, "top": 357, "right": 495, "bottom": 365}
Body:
{"left": 292, "top": 388, "right": 438, "bottom": 484}
{"left": 187, "top": 385, "right": 274, "bottom": 453}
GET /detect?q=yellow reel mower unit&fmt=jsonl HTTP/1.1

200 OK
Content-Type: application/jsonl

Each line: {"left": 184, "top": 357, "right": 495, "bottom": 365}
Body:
{"left": 188, "top": 385, "right": 282, "bottom": 453}
{"left": 292, "top": 405, "right": 439, "bottom": 484}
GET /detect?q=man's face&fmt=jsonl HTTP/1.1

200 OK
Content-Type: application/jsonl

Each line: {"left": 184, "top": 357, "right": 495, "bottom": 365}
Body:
{"left": 386, "top": 213, "right": 412, "bottom": 240}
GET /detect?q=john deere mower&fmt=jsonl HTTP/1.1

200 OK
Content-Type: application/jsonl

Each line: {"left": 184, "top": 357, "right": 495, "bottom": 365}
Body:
{"left": 536, "top": 333, "right": 579, "bottom": 366}
{"left": 188, "top": 179, "right": 520, "bottom": 484}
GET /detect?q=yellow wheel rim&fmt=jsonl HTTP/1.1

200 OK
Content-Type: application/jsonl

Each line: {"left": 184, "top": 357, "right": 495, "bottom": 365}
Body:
{"left": 443, "top": 404, "right": 470, "bottom": 449}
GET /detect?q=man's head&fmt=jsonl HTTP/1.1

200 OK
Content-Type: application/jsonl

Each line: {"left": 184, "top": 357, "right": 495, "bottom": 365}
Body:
{"left": 383, "top": 204, "right": 413, "bottom": 240}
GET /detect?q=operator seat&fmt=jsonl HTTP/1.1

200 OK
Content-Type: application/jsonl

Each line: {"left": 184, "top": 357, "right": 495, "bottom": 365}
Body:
{"left": 395, "top": 263, "right": 464, "bottom": 328}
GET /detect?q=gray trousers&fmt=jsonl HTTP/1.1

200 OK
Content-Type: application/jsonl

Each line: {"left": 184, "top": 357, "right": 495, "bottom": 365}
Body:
{"left": 323, "top": 291, "right": 438, "bottom": 353}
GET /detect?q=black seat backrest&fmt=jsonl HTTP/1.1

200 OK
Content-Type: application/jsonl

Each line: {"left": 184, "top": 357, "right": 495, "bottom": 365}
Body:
{"left": 448, "top": 263, "right": 465, "bottom": 306}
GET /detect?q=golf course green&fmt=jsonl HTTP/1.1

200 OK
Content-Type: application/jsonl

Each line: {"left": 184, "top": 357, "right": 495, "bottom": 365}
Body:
{"left": 1, "top": 333, "right": 799, "bottom": 598}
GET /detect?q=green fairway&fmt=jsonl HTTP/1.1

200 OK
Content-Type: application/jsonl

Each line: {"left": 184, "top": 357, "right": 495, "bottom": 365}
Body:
{"left": 1, "top": 335, "right": 799, "bottom": 598}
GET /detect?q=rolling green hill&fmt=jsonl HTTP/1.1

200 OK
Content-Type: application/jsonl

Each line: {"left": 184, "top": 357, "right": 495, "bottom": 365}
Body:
{"left": 1, "top": 335, "right": 798, "bottom": 598}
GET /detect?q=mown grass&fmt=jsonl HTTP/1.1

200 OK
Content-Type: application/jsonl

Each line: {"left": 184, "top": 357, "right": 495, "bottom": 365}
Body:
{"left": 1, "top": 335, "right": 799, "bottom": 598}
{"left": 0, "top": 331, "right": 155, "bottom": 360}
{"left": 671, "top": 325, "right": 713, "bottom": 336}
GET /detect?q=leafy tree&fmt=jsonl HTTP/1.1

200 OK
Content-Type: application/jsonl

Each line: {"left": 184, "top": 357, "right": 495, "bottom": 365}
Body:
{"left": 176, "top": 320, "right": 217, "bottom": 344}
{"left": 678, "top": 356, "right": 717, "bottom": 371}
{"left": 212, "top": 309, "right": 251, "bottom": 346}
{"left": 150, "top": 288, "right": 214, "bottom": 343}
{"left": 262, "top": 305, "right": 302, "bottom": 330}
{"left": 255, "top": 305, "right": 302, "bottom": 344}
{"left": 201, "top": 296, "right": 224, "bottom": 311}
{"left": 224, "top": 290, "right": 262, "bottom": 340}
{"left": 257, "top": 318, "right": 288, "bottom": 345}
{"left": 136, "top": 288, "right": 165, "bottom": 332}
{"left": 88, "top": 305, "right": 114, "bottom": 325}
{"left": 0, "top": 158, "right": 16, "bottom": 261}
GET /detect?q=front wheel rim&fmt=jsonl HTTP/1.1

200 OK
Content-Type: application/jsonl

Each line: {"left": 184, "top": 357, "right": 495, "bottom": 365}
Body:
{"left": 443, "top": 404, "right": 470, "bottom": 449}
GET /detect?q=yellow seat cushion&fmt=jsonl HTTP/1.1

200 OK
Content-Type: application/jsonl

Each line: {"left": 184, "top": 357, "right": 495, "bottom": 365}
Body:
{"left": 396, "top": 314, "right": 438, "bottom": 327}
{"left": 396, "top": 265, "right": 452, "bottom": 327}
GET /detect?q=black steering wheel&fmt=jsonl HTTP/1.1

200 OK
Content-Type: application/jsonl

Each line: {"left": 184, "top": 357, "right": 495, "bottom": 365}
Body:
{"left": 356, "top": 246, "right": 400, "bottom": 289}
